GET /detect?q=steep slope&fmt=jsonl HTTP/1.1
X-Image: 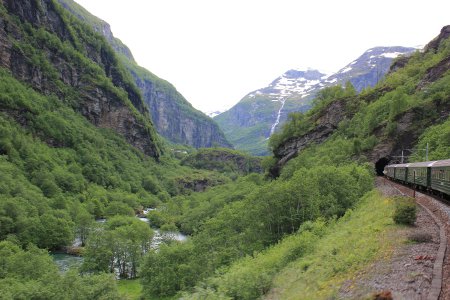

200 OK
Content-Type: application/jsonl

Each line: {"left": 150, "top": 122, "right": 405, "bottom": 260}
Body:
{"left": 58, "top": 0, "right": 232, "bottom": 148}
{"left": 0, "top": 0, "right": 234, "bottom": 260}
{"left": 215, "top": 47, "right": 415, "bottom": 155}
{"left": 269, "top": 26, "right": 450, "bottom": 177}
{"left": 0, "top": 0, "right": 160, "bottom": 157}
{"left": 124, "top": 59, "right": 232, "bottom": 148}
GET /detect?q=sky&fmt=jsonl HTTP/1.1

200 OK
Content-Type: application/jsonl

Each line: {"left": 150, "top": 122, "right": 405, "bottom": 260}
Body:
{"left": 74, "top": 0, "right": 450, "bottom": 114}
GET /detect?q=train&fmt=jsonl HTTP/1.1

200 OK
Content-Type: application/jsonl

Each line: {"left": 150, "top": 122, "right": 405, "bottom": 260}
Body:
{"left": 384, "top": 159, "right": 450, "bottom": 198}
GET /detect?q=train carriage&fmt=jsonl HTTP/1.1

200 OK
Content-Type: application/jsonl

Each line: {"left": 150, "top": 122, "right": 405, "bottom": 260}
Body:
{"left": 405, "top": 161, "right": 434, "bottom": 188}
{"left": 430, "top": 159, "right": 450, "bottom": 196}
{"left": 385, "top": 165, "right": 395, "bottom": 178}
{"left": 393, "top": 163, "right": 408, "bottom": 182}
{"left": 384, "top": 158, "right": 450, "bottom": 198}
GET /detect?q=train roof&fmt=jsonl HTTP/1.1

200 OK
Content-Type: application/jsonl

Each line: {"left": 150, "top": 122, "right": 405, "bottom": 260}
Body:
{"left": 385, "top": 158, "right": 450, "bottom": 168}
{"left": 431, "top": 159, "right": 450, "bottom": 167}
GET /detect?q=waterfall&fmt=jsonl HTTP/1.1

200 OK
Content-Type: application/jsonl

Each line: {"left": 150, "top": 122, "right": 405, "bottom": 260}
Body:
{"left": 269, "top": 97, "right": 286, "bottom": 136}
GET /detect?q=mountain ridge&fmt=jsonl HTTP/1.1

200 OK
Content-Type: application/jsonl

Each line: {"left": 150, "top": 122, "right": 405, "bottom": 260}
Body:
{"left": 215, "top": 46, "right": 416, "bottom": 155}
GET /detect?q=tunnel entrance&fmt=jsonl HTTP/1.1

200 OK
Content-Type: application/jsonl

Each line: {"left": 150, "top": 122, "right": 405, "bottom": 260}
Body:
{"left": 375, "top": 157, "right": 390, "bottom": 176}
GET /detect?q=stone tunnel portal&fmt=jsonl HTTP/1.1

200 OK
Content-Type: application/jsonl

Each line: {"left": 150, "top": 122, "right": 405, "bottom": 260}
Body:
{"left": 375, "top": 157, "right": 390, "bottom": 176}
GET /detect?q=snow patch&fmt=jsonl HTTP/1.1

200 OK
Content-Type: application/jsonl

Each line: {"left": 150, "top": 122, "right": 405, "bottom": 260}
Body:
{"left": 381, "top": 52, "right": 402, "bottom": 58}
{"left": 327, "top": 78, "right": 338, "bottom": 83}
{"left": 206, "top": 111, "right": 224, "bottom": 118}
{"left": 340, "top": 66, "right": 352, "bottom": 73}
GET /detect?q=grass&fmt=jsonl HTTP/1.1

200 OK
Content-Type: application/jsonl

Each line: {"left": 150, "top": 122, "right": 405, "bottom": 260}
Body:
{"left": 117, "top": 279, "right": 179, "bottom": 300}
{"left": 117, "top": 279, "right": 142, "bottom": 300}
{"left": 265, "top": 190, "right": 400, "bottom": 300}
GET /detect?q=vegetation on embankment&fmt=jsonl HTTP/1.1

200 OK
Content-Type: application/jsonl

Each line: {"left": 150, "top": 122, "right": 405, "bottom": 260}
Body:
{"left": 265, "top": 191, "right": 396, "bottom": 300}
{"left": 184, "top": 190, "right": 397, "bottom": 299}
{"left": 139, "top": 163, "right": 373, "bottom": 298}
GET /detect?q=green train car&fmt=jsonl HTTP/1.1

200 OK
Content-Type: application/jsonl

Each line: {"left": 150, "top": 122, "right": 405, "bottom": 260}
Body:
{"left": 406, "top": 161, "right": 431, "bottom": 187}
{"left": 430, "top": 160, "right": 450, "bottom": 196}
{"left": 384, "top": 159, "right": 450, "bottom": 197}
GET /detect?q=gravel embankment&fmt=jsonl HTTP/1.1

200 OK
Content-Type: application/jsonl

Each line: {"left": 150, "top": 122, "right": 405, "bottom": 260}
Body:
{"left": 339, "top": 178, "right": 442, "bottom": 300}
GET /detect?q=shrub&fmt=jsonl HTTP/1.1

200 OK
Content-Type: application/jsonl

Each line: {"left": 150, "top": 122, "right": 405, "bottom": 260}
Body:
{"left": 392, "top": 196, "right": 416, "bottom": 225}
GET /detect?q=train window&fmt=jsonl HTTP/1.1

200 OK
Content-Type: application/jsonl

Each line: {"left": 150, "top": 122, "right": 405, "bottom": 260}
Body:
{"left": 432, "top": 169, "right": 437, "bottom": 179}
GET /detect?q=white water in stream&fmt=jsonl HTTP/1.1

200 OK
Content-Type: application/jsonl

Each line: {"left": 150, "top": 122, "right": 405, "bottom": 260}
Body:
{"left": 269, "top": 97, "right": 286, "bottom": 136}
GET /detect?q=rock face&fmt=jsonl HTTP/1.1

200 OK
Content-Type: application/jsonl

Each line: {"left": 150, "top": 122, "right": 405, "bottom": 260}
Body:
{"left": 129, "top": 65, "right": 233, "bottom": 148}
{"left": 0, "top": 0, "right": 159, "bottom": 157}
{"left": 58, "top": 0, "right": 231, "bottom": 149}
{"left": 215, "top": 47, "right": 415, "bottom": 155}
{"left": 270, "top": 99, "right": 348, "bottom": 177}
{"left": 181, "top": 148, "right": 263, "bottom": 174}
{"left": 424, "top": 25, "right": 450, "bottom": 52}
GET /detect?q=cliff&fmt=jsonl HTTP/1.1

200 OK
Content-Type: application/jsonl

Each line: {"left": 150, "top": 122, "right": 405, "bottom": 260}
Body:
{"left": 58, "top": 0, "right": 232, "bottom": 149}
{"left": 0, "top": 0, "right": 160, "bottom": 157}
{"left": 126, "top": 61, "right": 232, "bottom": 148}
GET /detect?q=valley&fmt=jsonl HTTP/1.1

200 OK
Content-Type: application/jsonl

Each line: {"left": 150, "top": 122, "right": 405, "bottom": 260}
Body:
{"left": 0, "top": 1, "right": 449, "bottom": 300}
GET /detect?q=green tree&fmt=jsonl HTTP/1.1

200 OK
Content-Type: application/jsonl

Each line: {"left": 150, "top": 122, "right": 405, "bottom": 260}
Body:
{"left": 141, "top": 242, "right": 199, "bottom": 296}
{"left": 75, "top": 207, "right": 94, "bottom": 247}
{"left": 344, "top": 81, "right": 357, "bottom": 97}
{"left": 82, "top": 217, "right": 153, "bottom": 278}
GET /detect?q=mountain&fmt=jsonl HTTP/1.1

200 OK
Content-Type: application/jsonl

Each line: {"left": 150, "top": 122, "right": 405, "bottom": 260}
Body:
{"left": 269, "top": 26, "right": 450, "bottom": 177}
{"left": 327, "top": 46, "right": 418, "bottom": 91}
{"left": 0, "top": 0, "right": 160, "bottom": 157}
{"left": 215, "top": 46, "right": 416, "bottom": 155}
{"left": 58, "top": 0, "right": 232, "bottom": 149}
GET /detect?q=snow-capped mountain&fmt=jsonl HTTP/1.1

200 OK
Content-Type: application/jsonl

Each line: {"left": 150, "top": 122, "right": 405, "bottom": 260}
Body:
{"left": 214, "top": 46, "right": 416, "bottom": 155}
{"left": 250, "top": 68, "right": 325, "bottom": 101}
{"left": 326, "top": 46, "right": 417, "bottom": 92}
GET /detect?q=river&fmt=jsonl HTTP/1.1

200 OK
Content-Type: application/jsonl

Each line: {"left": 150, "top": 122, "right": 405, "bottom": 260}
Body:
{"left": 51, "top": 210, "right": 187, "bottom": 272}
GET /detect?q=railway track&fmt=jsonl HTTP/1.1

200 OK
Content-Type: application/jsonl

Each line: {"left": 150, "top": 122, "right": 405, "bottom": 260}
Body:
{"left": 383, "top": 178, "right": 450, "bottom": 300}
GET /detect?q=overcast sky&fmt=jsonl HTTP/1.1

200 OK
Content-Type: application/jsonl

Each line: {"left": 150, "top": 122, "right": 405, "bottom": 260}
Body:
{"left": 74, "top": 0, "right": 449, "bottom": 113}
